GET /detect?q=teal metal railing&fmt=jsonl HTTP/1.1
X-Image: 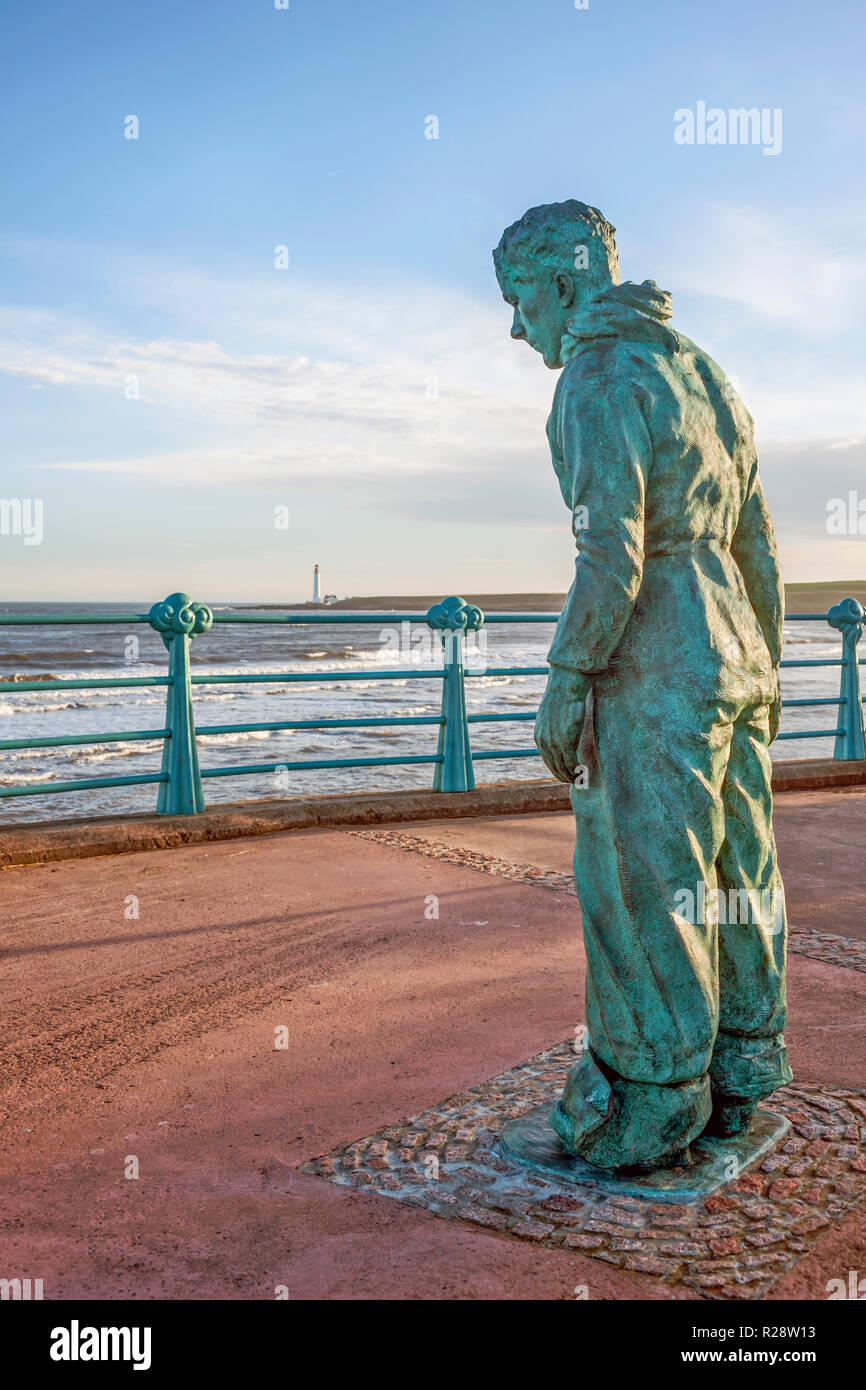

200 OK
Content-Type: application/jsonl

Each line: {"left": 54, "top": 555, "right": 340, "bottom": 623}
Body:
{"left": 1, "top": 592, "right": 864, "bottom": 815}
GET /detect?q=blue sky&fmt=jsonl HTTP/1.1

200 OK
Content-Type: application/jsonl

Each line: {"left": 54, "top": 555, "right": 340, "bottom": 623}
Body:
{"left": 2, "top": 0, "right": 864, "bottom": 600}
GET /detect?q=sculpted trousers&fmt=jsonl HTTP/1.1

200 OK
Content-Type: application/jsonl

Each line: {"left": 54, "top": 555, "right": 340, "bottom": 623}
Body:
{"left": 558, "top": 676, "right": 792, "bottom": 1169}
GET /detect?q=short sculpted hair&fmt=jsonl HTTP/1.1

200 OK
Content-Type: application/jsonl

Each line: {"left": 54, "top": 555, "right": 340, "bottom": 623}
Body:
{"left": 493, "top": 200, "right": 620, "bottom": 293}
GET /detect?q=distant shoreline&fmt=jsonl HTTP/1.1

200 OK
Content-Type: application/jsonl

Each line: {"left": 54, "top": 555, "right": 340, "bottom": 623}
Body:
{"left": 244, "top": 580, "right": 866, "bottom": 617}
{"left": 6, "top": 582, "right": 863, "bottom": 617}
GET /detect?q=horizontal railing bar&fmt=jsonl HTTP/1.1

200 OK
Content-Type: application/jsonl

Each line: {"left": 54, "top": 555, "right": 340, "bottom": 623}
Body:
{"left": 189, "top": 669, "right": 446, "bottom": 685}
{"left": 0, "top": 613, "right": 150, "bottom": 626}
{"left": 0, "top": 612, "right": 549, "bottom": 630}
{"left": 0, "top": 610, "right": 558, "bottom": 629}
{"left": 0, "top": 772, "right": 169, "bottom": 797}
{"left": 0, "top": 728, "right": 169, "bottom": 751}
{"left": 471, "top": 748, "right": 541, "bottom": 759}
{"left": 465, "top": 666, "right": 549, "bottom": 677}
{"left": 0, "top": 676, "right": 171, "bottom": 693}
{"left": 200, "top": 754, "right": 444, "bottom": 777}
{"left": 195, "top": 715, "right": 443, "bottom": 735}
{"left": 210, "top": 612, "right": 443, "bottom": 624}
{"left": 467, "top": 712, "right": 537, "bottom": 722}
{"left": 210, "top": 612, "right": 439, "bottom": 624}
{"left": 193, "top": 712, "right": 538, "bottom": 737}
{"left": 781, "top": 698, "right": 844, "bottom": 707}
{"left": 209, "top": 613, "right": 562, "bottom": 625}
{"left": 775, "top": 728, "right": 844, "bottom": 740}
{"left": 0, "top": 660, "right": 843, "bottom": 695}
{"left": 0, "top": 608, "right": 847, "bottom": 628}
{"left": 10, "top": 701, "right": 856, "bottom": 760}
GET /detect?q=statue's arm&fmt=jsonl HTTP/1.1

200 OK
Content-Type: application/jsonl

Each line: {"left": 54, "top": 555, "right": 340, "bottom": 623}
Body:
{"left": 730, "top": 461, "right": 784, "bottom": 668}
{"left": 546, "top": 371, "right": 650, "bottom": 683}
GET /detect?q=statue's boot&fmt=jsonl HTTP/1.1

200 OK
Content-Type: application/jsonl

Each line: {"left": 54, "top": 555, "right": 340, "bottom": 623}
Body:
{"left": 550, "top": 1051, "right": 711, "bottom": 1173}
{"left": 703, "top": 1095, "right": 757, "bottom": 1138}
{"left": 704, "top": 1032, "right": 793, "bottom": 1138}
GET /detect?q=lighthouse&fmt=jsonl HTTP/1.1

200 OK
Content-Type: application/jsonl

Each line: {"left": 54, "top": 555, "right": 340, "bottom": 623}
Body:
{"left": 312, "top": 564, "right": 320, "bottom": 603}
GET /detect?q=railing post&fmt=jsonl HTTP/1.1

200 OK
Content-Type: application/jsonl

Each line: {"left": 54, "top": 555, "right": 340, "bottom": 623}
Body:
{"left": 828, "top": 598, "right": 866, "bottom": 760}
{"left": 426, "top": 596, "right": 484, "bottom": 792}
{"left": 147, "top": 592, "right": 213, "bottom": 813}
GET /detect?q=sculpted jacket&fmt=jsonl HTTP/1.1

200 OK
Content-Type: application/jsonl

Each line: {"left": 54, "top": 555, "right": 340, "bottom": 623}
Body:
{"left": 545, "top": 279, "right": 783, "bottom": 710}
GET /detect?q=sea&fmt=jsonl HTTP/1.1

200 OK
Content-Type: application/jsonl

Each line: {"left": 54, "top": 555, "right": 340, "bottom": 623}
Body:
{"left": 0, "top": 603, "right": 844, "bottom": 824}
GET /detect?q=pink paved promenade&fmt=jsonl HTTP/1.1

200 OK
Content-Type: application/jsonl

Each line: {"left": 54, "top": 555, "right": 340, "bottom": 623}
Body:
{"left": 1, "top": 788, "right": 865, "bottom": 1300}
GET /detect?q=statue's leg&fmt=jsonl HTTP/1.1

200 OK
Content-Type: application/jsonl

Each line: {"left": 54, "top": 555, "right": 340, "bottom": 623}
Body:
{"left": 551, "top": 682, "right": 731, "bottom": 1171}
{"left": 707, "top": 700, "right": 792, "bottom": 1135}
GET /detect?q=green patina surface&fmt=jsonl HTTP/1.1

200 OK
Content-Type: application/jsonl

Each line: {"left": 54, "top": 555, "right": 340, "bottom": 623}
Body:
{"left": 499, "top": 1100, "right": 790, "bottom": 1203}
{"left": 495, "top": 201, "right": 794, "bottom": 1171}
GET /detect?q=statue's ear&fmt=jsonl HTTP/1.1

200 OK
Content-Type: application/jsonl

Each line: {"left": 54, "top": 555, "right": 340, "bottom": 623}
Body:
{"left": 555, "top": 271, "right": 576, "bottom": 308}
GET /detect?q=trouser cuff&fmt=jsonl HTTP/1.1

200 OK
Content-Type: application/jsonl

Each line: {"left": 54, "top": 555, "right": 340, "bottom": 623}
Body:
{"left": 709, "top": 1031, "right": 792, "bottom": 1101}
{"left": 551, "top": 1050, "right": 712, "bottom": 1171}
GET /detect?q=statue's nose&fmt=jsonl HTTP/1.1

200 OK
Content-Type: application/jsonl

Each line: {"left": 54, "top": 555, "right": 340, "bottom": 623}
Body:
{"left": 510, "top": 310, "right": 526, "bottom": 340}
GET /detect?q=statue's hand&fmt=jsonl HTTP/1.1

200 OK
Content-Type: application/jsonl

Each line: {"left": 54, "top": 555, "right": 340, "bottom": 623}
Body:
{"left": 535, "top": 665, "right": 589, "bottom": 784}
{"left": 768, "top": 666, "right": 782, "bottom": 743}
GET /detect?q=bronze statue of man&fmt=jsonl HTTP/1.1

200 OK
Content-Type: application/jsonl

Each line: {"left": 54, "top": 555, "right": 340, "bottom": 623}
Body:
{"left": 494, "top": 201, "right": 792, "bottom": 1172}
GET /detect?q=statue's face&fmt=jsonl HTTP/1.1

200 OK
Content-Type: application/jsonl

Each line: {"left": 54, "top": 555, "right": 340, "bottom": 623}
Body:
{"left": 497, "top": 263, "right": 574, "bottom": 369}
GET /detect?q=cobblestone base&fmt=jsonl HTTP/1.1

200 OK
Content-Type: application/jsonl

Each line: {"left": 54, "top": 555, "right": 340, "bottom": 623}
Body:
{"left": 353, "top": 829, "right": 866, "bottom": 974}
{"left": 304, "top": 1041, "right": 866, "bottom": 1300}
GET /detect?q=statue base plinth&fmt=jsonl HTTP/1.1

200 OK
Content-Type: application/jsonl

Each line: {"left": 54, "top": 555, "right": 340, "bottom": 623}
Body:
{"left": 305, "top": 1042, "right": 866, "bottom": 1296}
{"left": 499, "top": 1102, "right": 789, "bottom": 1204}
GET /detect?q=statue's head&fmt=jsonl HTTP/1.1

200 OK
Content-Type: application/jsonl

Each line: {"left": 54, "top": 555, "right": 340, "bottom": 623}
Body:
{"left": 493, "top": 200, "right": 620, "bottom": 368}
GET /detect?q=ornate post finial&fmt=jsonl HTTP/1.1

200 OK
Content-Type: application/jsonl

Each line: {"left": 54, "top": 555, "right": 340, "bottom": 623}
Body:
{"left": 425, "top": 595, "right": 484, "bottom": 632}
{"left": 147, "top": 592, "right": 213, "bottom": 643}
